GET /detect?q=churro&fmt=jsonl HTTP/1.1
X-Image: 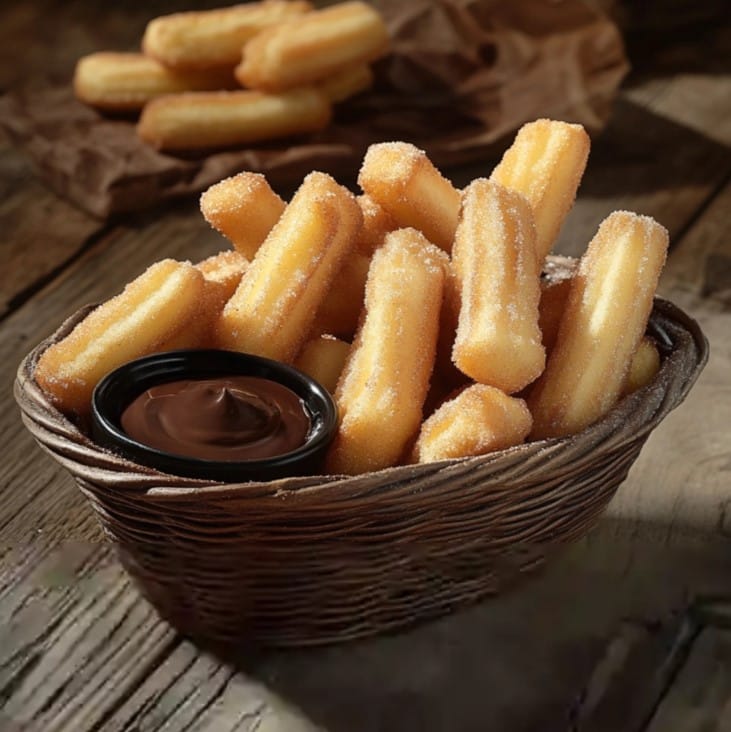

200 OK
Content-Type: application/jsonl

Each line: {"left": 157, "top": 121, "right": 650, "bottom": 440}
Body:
{"left": 311, "top": 251, "right": 370, "bottom": 340}
{"left": 354, "top": 194, "right": 395, "bottom": 255}
{"left": 217, "top": 171, "right": 361, "bottom": 362}
{"left": 452, "top": 179, "right": 545, "bottom": 393}
{"left": 158, "top": 250, "right": 250, "bottom": 351}
{"left": 200, "top": 173, "right": 286, "bottom": 259}
{"left": 622, "top": 337, "right": 661, "bottom": 396}
{"left": 413, "top": 385, "right": 532, "bottom": 463}
{"left": 73, "top": 52, "right": 235, "bottom": 112}
{"left": 319, "top": 63, "right": 374, "bottom": 103}
{"left": 142, "top": 0, "right": 312, "bottom": 71}
{"left": 295, "top": 335, "right": 350, "bottom": 394}
{"left": 137, "top": 87, "right": 332, "bottom": 151}
{"left": 490, "top": 119, "right": 590, "bottom": 262}
{"left": 358, "top": 142, "right": 461, "bottom": 253}
{"left": 235, "top": 1, "right": 389, "bottom": 91}
{"left": 538, "top": 276, "right": 573, "bottom": 355}
{"left": 35, "top": 260, "right": 205, "bottom": 418}
{"left": 529, "top": 211, "right": 669, "bottom": 439}
{"left": 326, "top": 228, "right": 446, "bottom": 475}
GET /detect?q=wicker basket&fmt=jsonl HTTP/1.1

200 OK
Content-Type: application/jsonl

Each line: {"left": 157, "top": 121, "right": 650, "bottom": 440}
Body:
{"left": 15, "top": 261, "right": 708, "bottom": 648}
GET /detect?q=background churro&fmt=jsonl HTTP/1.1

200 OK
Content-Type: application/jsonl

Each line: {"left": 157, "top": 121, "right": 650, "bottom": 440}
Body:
{"left": 137, "top": 87, "right": 332, "bottom": 151}
{"left": 142, "top": 1, "right": 313, "bottom": 71}
{"left": 235, "top": 1, "right": 389, "bottom": 91}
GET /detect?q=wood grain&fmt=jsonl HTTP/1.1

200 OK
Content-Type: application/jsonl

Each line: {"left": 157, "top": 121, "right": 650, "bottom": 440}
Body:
{"left": 0, "top": 2, "right": 730, "bottom": 728}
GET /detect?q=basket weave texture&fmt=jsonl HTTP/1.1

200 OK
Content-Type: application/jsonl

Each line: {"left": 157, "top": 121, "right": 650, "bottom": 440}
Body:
{"left": 15, "top": 263, "right": 708, "bottom": 647}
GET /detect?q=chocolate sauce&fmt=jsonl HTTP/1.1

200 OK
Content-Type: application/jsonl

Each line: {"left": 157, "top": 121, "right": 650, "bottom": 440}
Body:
{"left": 120, "top": 376, "right": 310, "bottom": 461}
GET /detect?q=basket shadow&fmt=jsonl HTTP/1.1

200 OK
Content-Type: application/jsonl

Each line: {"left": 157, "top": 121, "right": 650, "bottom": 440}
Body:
{"left": 191, "top": 516, "right": 731, "bottom": 732}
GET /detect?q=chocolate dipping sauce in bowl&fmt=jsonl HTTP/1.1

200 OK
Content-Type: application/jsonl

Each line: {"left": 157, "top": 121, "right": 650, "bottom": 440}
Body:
{"left": 91, "top": 350, "right": 337, "bottom": 482}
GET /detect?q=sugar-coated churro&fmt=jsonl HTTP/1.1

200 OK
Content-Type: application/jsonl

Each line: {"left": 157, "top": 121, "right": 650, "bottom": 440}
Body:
{"left": 295, "top": 334, "right": 350, "bottom": 394}
{"left": 529, "top": 211, "right": 669, "bottom": 439}
{"left": 358, "top": 142, "right": 461, "bottom": 253}
{"left": 311, "top": 251, "right": 370, "bottom": 340}
{"left": 200, "top": 173, "right": 285, "bottom": 259}
{"left": 318, "top": 63, "right": 374, "bottom": 103}
{"left": 354, "top": 194, "right": 395, "bottom": 255}
{"left": 35, "top": 260, "right": 205, "bottom": 417}
{"left": 73, "top": 52, "right": 236, "bottom": 111}
{"left": 538, "top": 276, "right": 573, "bottom": 356}
{"left": 326, "top": 228, "right": 446, "bottom": 475}
{"left": 490, "top": 119, "right": 590, "bottom": 262}
{"left": 452, "top": 179, "right": 545, "bottom": 393}
{"left": 622, "top": 337, "right": 661, "bottom": 396}
{"left": 142, "top": 0, "right": 313, "bottom": 71}
{"left": 412, "top": 384, "right": 532, "bottom": 463}
{"left": 235, "top": 1, "right": 389, "bottom": 91}
{"left": 158, "top": 250, "right": 250, "bottom": 351}
{"left": 137, "top": 87, "right": 332, "bottom": 151}
{"left": 216, "top": 171, "right": 361, "bottom": 362}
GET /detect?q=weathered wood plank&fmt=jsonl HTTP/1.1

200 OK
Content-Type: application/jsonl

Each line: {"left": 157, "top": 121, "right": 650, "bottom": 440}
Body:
{"left": 606, "top": 179, "right": 731, "bottom": 533}
{"left": 645, "top": 625, "right": 731, "bottom": 731}
{"left": 0, "top": 129, "right": 103, "bottom": 319}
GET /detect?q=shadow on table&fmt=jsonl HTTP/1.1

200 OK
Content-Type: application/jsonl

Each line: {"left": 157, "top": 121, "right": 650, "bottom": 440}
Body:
{"left": 211, "top": 518, "right": 731, "bottom": 732}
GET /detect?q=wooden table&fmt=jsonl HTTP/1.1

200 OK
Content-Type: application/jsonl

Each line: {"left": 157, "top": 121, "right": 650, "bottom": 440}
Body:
{"left": 1, "top": 3, "right": 730, "bottom": 730}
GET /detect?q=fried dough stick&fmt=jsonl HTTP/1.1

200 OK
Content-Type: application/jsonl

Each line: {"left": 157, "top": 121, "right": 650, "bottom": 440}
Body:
{"left": 490, "top": 119, "right": 590, "bottom": 262}
{"left": 452, "top": 179, "right": 545, "bottom": 393}
{"left": 529, "top": 211, "right": 668, "bottom": 439}
{"left": 326, "top": 228, "right": 446, "bottom": 475}
{"left": 217, "top": 171, "right": 361, "bottom": 362}
{"left": 35, "top": 260, "right": 204, "bottom": 418}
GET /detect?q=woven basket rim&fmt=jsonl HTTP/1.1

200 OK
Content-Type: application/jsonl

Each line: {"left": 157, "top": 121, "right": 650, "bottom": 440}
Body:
{"left": 15, "top": 259, "right": 709, "bottom": 506}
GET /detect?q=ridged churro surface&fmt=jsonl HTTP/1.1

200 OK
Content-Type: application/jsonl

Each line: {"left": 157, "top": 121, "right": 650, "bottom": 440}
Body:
{"left": 452, "top": 179, "right": 545, "bottom": 393}
{"left": 358, "top": 142, "right": 460, "bottom": 253}
{"left": 491, "top": 119, "right": 590, "bottom": 262}
{"left": 200, "top": 172, "right": 285, "bottom": 259}
{"left": 529, "top": 211, "right": 668, "bottom": 439}
{"left": 236, "top": 1, "right": 389, "bottom": 91}
{"left": 138, "top": 87, "right": 332, "bottom": 151}
{"left": 326, "top": 228, "right": 446, "bottom": 475}
{"left": 143, "top": 0, "right": 313, "bottom": 70}
{"left": 217, "top": 171, "right": 361, "bottom": 362}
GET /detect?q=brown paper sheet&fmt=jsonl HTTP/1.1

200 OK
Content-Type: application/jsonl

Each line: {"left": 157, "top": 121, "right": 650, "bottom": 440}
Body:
{"left": 0, "top": 0, "right": 628, "bottom": 218}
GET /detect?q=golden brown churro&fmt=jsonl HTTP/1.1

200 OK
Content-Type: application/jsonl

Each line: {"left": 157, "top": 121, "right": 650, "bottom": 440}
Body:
{"left": 529, "top": 211, "right": 669, "bottom": 439}
{"left": 622, "top": 337, "right": 661, "bottom": 396}
{"left": 200, "top": 172, "right": 286, "bottom": 259}
{"left": 354, "top": 194, "right": 395, "bottom": 255}
{"left": 157, "top": 251, "right": 249, "bottom": 352}
{"left": 358, "top": 142, "right": 461, "bottom": 253}
{"left": 311, "top": 251, "right": 370, "bottom": 340}
{"left": 490, "top": 119, "right": 590, "bottom": 262}
{"left": 326, "top": 228, "right": 447, "bottom": 475}
{"left": 318, "top": 63, "right": 374, "bottom": 103}
{"left": 235, "top": 1, "right": 389, "bottom": 91}
{"left": 413, "top": 384, "right": 532, "bottom": 463}
{"left": 217, "top": 171, "right": 361, "bottom": 362}
{"left": 35, "top": 260, "right": 205, "bottom": 417}
{"left": 137, "top": 87, "right": 332, "bottom": 151}
{"left": 295, "top": 335, "right": 351, "bottom": 394}
{"left": 142, "top": 0, "right": 313, "bottom": 71}
{"left": 73, "top": 52, "right": 235, "bottom": 111}
{"left": 452, "top": 179, "right": 545, "bottom": 393}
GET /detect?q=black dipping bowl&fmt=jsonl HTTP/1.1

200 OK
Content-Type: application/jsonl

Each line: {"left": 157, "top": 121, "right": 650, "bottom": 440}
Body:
{"left": 91, "top": 350, "right": 338, "bottom": 482}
